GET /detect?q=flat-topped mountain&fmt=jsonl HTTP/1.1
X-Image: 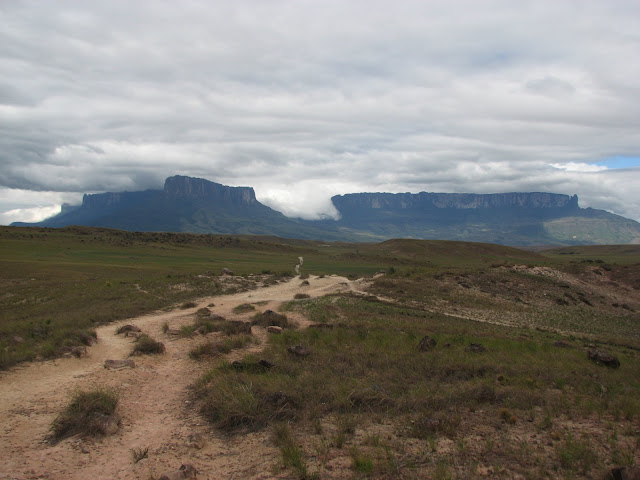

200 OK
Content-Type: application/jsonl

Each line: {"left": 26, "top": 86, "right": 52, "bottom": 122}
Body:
{"left": 12, "top": 176, "right": 640, "bottom": 245}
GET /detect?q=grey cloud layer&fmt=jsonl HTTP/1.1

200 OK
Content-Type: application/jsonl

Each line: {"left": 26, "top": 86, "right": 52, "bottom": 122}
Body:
{"left": 1, "top": 0, "right": 639, "bottom": 222}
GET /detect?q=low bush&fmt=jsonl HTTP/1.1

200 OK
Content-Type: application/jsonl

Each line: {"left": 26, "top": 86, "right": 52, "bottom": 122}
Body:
{"left": 131, "top": 335, "right": 165, "bottom": 355}
{"left": 51, "top": 388, "right": 119, "bottom": 440}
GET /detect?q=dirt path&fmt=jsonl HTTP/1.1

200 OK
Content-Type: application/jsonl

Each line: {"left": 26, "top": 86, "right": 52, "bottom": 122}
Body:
{"left": 0, "top": 275, "right": 365, "bottom": 480}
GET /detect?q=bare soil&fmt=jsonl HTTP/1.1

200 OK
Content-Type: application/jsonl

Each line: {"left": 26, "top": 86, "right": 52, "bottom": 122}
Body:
{"left": 0, "top": 275, "right": 364, "bottom": 480}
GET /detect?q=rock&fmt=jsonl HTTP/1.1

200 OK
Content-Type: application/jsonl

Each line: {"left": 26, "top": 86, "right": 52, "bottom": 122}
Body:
{"left": 186, "top": 433, "right": 207, "bottom": 449}
{"left": 417, "top": 335, "right": 437, "bottom": 352}
{"left": 300, "top": 280, "right": 310, "bottom": 286}
{"left": 195, "top": 307, "right": 211, "bottom": 317}
{"left": 604, "top": 466, "right": 640, "bottom": 480}
{"left": 226, "top": 320, "right": 252, "bottom": 334}
{"left": 158, "top": 463, "right": 198, "bottom": 480}
{"left": 252, "top": 310, "right": 288, "bottom": 328}
{"left": 211, "top": 314, "right": 226, "bottom": 322}
{"left": 125, "top": 331, "right": 144, "bottom": 339}
{"left": 287, "top": 345, "right": 311, "bottom": 358}
{"left": 588, "top": 349, "right": 620, "bottom": 368}
{"left": 102, "top": 415, "right": 120, "bottom": 435}
{"left": 71, "top": 346, "right": 88, "bottom": 358}
{"left": 553, "top": 340, "right": 573, "bottom": 348}
{"left": 267, "top": 326, "right": 283, "bottom": 334}
{"left": 221, "top": 268, "right": 234, "bottom": 276}
{"left": 116, "top": 324, "right": 141, "bottom": 334}
{"left": 9, "top": 335, "right": 25, "bottom": 345}
{"left": 194, "top": 325, "right": 208, "bottom": 335}
{"left": 104, "top": 359, "right": 135, "bottom": 370}
{"left": 165, "top": 328, "right": 182, "bottom": 336}
{"left": 308, "top": 323, "right": 333, "bottom": 329}
{"left": 264, "top": 391, "right": 298, "bottom": 408}
{"left": 231, "top": 359, "right": 275, "bottom": 372}
{"left": 465, "top": 343, "right": 487, "bottom": 353}
{"left": 259, "top": 359, "right": 275, "bottom": 369}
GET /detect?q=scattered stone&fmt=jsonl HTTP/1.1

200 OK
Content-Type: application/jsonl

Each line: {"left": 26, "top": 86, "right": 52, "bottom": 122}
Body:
{"left": 116, "top": 324, "right": 141, "bottom": 335}
{"left": 221, "top": 268, "right": 234, "bottom": 276}
{"left": 417, "top": 335, "right": 437, "bottom": 352}
{"left": 287, "top": 345, "right": 311, "bottom": 358}
{"left": 252, "top": 310, "right": 288, "bottom": 328}
{"left": 588, "top": 349, "right": 620, "bottom": 368}
{"left": 259, "top": 359, "right": 275, "bottom": 369}
{"left": 226, "top": 320, "right": 252, "bottom": 334}
{"left": 158, "top": 463, "right": 198, "bottom": 480}
{"left": 193, "top": 325, "right": 208, "bottom": 336}
{"left": 104, "top": 359, "right": 136, "bottom": 370}
{"left": 267, "top": 326, "right": 283, "bottom": 334}
{"left": 186, "top": 433, "right": 207, "bottom": 450}
{"left": 231, "top": 359, "right": 275, "bottom": 372}
{"left": 604, "top": 466, "right": 640, "bottom": 480}
{"left": 465, "top": 343, "right": 487, "bottom": 353}
{"left": 308, "top": 323, "right": 333, "bottom": 330}
{"left": 264, "top": 391, "right": 298, "bottom": 408}
{"left": 71, "top": 346, "right": 88, "bottom": 358}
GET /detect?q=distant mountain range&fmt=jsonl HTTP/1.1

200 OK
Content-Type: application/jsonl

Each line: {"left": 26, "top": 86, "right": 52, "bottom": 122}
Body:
{"left": 12, "top": 175, "right": 640, "bottom": 245}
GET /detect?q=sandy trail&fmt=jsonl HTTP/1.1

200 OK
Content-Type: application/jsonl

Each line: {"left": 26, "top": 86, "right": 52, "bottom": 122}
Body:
{"left": 0, "top": 275, "right": 365, "bottom": 480}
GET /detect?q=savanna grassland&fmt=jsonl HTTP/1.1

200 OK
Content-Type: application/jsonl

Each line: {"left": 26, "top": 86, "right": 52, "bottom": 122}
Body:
{"left": 1, "top": 226, "right": 639, "bottom": 479}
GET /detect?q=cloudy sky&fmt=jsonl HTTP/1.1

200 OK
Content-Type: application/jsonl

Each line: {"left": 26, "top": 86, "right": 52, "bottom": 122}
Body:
{"left": 1, "top": 0, "right": 639, "bottom": 225}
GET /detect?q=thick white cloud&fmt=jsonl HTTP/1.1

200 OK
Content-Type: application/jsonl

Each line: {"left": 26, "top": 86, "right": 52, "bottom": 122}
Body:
{"left": 1, "top": 0, "right": 639, "bottom": 223}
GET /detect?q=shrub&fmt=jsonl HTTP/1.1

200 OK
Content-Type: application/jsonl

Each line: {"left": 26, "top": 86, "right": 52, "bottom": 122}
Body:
{"left": 131, "top": 335, "right": 165, "bottom": 355}
{"left": 233, "top": 303, "right": 255, "bottom": 314}
{"left": 51, "top": 388, "right": 119, "bottom": 440}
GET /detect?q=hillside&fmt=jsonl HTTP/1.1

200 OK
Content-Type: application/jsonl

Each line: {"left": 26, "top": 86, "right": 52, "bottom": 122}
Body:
{"left": 13, "top": 175, "right": 640, "bottom": 245}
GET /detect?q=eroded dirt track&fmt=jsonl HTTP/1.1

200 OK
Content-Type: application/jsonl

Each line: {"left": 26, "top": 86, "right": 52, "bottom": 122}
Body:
{"left": 0, "top": 275, "right": 364, "bottom": 480}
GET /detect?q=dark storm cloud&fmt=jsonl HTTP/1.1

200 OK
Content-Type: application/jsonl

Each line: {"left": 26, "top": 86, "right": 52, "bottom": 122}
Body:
{"left": 1, "top": 0, "right": 639, "bottom": 224}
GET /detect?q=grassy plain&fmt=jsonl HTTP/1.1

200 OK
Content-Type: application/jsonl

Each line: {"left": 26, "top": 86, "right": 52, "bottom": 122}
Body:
{"left": 2, "top": 226, "right": 640, "bottom": 478}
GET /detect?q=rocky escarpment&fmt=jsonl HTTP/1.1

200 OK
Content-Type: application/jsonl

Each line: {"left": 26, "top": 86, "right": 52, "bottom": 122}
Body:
{"left": 11, "top": 177, "right": 640, "bottom": 245}
{"left": 163, "top": 175, "right": 257, "bottom": 205}
{"left": 331, "top": 192, "right": 580, "bottom": 211}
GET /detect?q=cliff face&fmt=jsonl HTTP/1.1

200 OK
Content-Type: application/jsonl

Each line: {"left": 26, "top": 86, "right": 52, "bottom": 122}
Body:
{"left": 12, "top": 176, "right": 639, "bottom": 245}
{"left": 332, "top": 192, "right": 580, "bottom": 211}
{"left": 163, "top": 175, "right": 257, "bottom": 206}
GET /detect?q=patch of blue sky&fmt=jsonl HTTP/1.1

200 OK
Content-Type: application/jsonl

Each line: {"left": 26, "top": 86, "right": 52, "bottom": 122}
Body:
{"left": 595, "top": 156, "right": 640, "bottom": 169}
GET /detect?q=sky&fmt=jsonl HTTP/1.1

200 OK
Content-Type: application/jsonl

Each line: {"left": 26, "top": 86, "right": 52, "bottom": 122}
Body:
{"left": 1, "top": 0, "right": 640, "bottom": 225}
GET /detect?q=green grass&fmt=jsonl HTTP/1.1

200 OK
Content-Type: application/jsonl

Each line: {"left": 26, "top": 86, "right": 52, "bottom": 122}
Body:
{"left": 194, "top": 294, "right": 640, "bottom": 477}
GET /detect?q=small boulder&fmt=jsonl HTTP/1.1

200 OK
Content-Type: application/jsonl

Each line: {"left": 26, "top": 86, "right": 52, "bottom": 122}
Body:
{"left": 226, "top": 320, "right": 252, "bottom": 335}
{"left": 267, "top": 326, "right": 283, "bottom": 334}
{"left": 9, "top": 335, "right": 25, "bottom": 345}
{"left": 221, "top": 268, "right": 234, "bottom": 276}
{"left": 196, "top": 307, "right": 211, "bottom": 317}
{"left": 116, "top": 324, "right": 141, "bottom": 335}
{"left": 308, "top": 323, "right": 333, "bottom": 330}
{"left": 417, "top": 335, "right": 437, "bottom": 352}
{"left": 604, "top": 466, "right": 640, "bottom": 480}
{"left": 158, "top": 463, "right": 198, "bottom": 480}
{"left": 186, "top": 433, "right": 207, "bottom": 450}
{"left": 588, "top": 349, "right": 620, "bottom": 368}
{"left": 465, "top": 343, "right": 487, "bottom": 353}
{"left": 287, "top": 345, "right": 311, "bottom": 358}
{"left": 71, "top": 346, "right": 88, "bottom": 358}
{"left": 300, "top": 280, "right": 310, "bottom": 286}
{"left": 553, "top": 340, "right": 573, "bottom": 348}
{"left": 104, "top": 359, "right": 135, "bottom": 370}
{"left": 252, "top": 310, "right": 288, "bottom": 328}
